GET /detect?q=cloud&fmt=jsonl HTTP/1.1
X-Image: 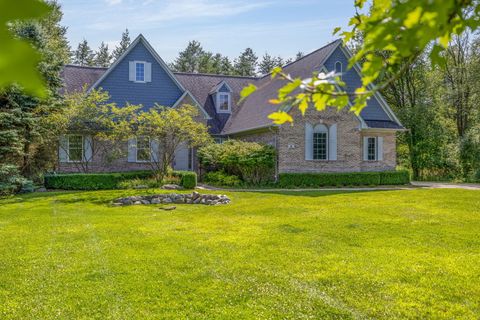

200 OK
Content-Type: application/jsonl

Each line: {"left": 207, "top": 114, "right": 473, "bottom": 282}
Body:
{"left": 105, "top": 0, "right": 122, "bottom": 5}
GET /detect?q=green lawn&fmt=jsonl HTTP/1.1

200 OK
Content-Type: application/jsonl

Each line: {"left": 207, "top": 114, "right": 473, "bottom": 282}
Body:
{"left": 0, "top": 189, "right": 479, "bottom": 319}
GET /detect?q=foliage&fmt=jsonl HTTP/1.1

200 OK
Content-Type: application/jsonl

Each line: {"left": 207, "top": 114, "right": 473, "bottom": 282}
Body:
{"left": 106, "top": 104, "right": 211, "bottom": 181}
{"left": 198, "top": 140, "right": 276, "bottom": 184}
{"left": 170, "top": 40, "right": 234, "bottom": 75}
{"left": 0, "top": 1, "right": 70, "bottom": 192}
{"left": 44, "top": 170, "right": 196, "bottom": 190}
{"left": 94, "top": 41, "right": 111, "bottom": 67}
{"left": 241, "top": 0, "right": 480, "bottom": 124}
{"left": 111, "top": 28, "right": 131, "bottom": 61}
{"left": 0, "top": 0, "right": 51, "bottom": 97}
{"left": 258, "top": 53, "right": 290, "bottom": 75}
{"left": 72, "top": 39, "right": 94, "bottom": 66}
{"left": 278, "top": 170, "right": 410, "bottom": 188}
{"left": 1, "top": 189, "right": 479, "bottom": 318}
{"left": 44, "top": 171, "right": 154, "bottom": 190}
{"left": 234, "top": 48, "right": 258, "bottom": 76}
{"left": 204, "top": 171, "right": 242, "bottom": 187}
{"left": 173, "top": 170, "right": 197, "bottom": 189}
{"left": 0, "top": 164, "right": 28, "bottom": 195}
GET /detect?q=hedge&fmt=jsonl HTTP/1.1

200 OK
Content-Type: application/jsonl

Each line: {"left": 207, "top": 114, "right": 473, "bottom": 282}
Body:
{"left": 278, "top": 170, "right": 410, "bottom": 188}
{"left": 44, "top": 170, "right": 197, "bottom": 190}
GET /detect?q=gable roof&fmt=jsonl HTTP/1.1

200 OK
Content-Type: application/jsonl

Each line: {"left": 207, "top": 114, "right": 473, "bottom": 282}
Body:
{"left": 60, "top": 37, "right": 404, "bottom": 134}
{"left": 222, "top": 39, "right": 342, "bottom": 134}
{"left": 89, "top": 34, "right": 186, "bottom": 93}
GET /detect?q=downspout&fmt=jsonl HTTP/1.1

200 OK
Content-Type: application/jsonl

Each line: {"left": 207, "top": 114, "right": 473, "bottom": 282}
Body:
{"left": 269, "top": 126, "right": 279, "bottom": 182}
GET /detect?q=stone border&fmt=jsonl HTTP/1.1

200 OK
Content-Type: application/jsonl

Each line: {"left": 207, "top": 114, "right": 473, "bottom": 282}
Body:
{"left": 113, "top": 191, "right": 230, "bottom": 206}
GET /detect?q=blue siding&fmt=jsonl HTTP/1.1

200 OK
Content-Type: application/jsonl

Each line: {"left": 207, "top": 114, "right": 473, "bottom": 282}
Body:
{"left": 323, "top": 47, "right": 390, "bottom": 121}
{"left": 95, "top": 41, "right": 183, "bottom": 110}
{"left": 219, "top": 83, "right": 230, "bottom": 92}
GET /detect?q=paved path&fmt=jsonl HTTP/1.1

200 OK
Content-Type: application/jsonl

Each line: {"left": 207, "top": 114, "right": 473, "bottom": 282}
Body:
{"left": 411, "top": 181, "right": 480, "bottom": 190}
{"left": 197, "top": 182, "right": 480, "bottom": 192}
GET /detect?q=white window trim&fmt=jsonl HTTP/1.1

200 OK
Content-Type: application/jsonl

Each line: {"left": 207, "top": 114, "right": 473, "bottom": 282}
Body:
{"left": 135, "top": 136, "right": 151, "bottom": 163}
{"left": 216, "top": 92, "right": 231, "bottom": 113}
{"left": 365, "top": 136, "right": 378, "bottom": 161}
{"left": 134, "top": 61, "right": 146, "bottom": 83}
{"left": 67, "top": 134, "right": 84, "bottom": 163}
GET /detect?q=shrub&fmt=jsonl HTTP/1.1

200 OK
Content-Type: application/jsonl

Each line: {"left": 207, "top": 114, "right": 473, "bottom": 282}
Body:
{"left": 0, "top": 165, "right": 29, "bottom": 196}
{"left": 44, "top": 170, "right": 198, "bottom": 190}
{"left": 204, "top": 171, "right": 242, "bottom": 187}
{"left": 278, "top": 170, "right": 410, "bottom": 188}
{"left": 198, "top": 140, "right": 275, "bottom": 184}
{"left": 173, "top": 170, "right": 197, "bottom": 189}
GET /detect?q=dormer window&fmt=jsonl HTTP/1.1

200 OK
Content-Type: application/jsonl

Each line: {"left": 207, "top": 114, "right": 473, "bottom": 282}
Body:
{"left": 135, "top": 62, "right": 145, "bottom": 82}
{"left": 217, "top": 93, "right": 231, "bottom": 113}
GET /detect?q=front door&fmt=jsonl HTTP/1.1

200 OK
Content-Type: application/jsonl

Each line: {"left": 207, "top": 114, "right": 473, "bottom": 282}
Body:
{"left": 174, "top": 144, "right": 190, "bottom": 171}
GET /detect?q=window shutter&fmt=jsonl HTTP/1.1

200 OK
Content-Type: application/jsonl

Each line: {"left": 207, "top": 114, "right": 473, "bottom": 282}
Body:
{"left": 377, "top": 137, "right": 384, "bottom": 161}
{"left": 151, "top": 139, "right": 159, "bottom": 162}
{"left": 305, "top": 123, "right": 313, "bottom": 160}
{"left": 129, "top": 61, "right": 135, "bottom": 81}
{"left": 328, "top": 124, "right": 337, "bottom": 161}
{"left": 127, "top": 138, "right": 136, "bottom": 162}
{"left": 363, "top": 137, "right": 369, "bottom": 161}
{"left": 145, "top": 62, "right": 152, "bottom": 82}
{"left": 84, "top": 135, "right": 93, "bottom": 162}
{"left": 59, "top": 135, "right": 68, "bottom": 162}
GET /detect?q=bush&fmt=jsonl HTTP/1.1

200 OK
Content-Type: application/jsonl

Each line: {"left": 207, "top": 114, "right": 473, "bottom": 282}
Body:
{"left": 278, "top": 170, "right": 410, "bottom": 188}
{"left": 44, "top": 170, "right": 198, "bottom": 190}
{"left": 173, "top": 171, "right": 197, "bottom": 189}
{"left": 198, "top": 140, "right": 275, "bottom": 184}
{"left": 0, "top": 165, "right": 29, "bottom": 196}
{"left": 204, "top": 171, "right": 242, "bottom": 187}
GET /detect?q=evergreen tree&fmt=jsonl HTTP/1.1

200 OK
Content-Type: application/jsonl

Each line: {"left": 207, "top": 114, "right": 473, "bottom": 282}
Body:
{"left": 0, "top": 1, "right": 70, "bottom": 189}
{"left": 234, "top": 48, "right": 258, "bottom": 76}
{"left": 95, "top": 42, "right": 111, "bottom": 67}
{"left": 171, "top": 40, "right": 205, "bottom": 73}
{"left": 73, "top": 39, "right": 94, "bottom": 66}
{"left": 295, "top": 52, "right": 305, "bottom": 60}
{"left": 258, "top": 53, "right": 287, "bottom": 74}
{"left": 112, "top": 28, "right": 131, "bottom": 61}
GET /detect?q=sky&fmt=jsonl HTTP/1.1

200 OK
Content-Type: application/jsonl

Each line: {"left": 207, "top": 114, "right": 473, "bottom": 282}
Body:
{"left": 59, "top": 0, "right": 355, "bottom": 63}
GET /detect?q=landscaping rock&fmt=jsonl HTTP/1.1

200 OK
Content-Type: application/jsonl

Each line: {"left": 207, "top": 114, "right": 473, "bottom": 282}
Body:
{"left": 159, "top": 206, "right": 176, "bottom": 211}
{"left": 162, "top": 184, "right": 183, "bottom": 190}
{"left": 113, "top": 193, "right": 231, "bottom": 207}
{"left": 135, "top": 185, "right": 149, "bottom": 190}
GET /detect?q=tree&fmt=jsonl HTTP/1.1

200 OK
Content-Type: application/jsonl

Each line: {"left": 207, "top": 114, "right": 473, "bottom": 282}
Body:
{"left": 95, "top": 42, "right": 111, "bottom": 67}
{"left": 241, "top": 0, "right": 480, "bottom": 125}
{"left": 295, "top": 52, "right": 305, "bottom": 60}
{"left": 107, "top": 104, "right": 211, "bottom": 181}
{"left": 47, "top": 88, "right": 116, "bottom": 173}
{"left": 171, "top": 40, "right": 205, "bottom": 73}
{"left": 234, "top": 48, "right": 258, "bottom": 76}
{"left": 258, "top": 53, "right": 286, "bottom": 75}
{"left": 0, "top": 0, "right": 70, "bottom": 191}
{"left": 112, "top": 28, "right": 131, "bottom": 61}
{"left": 73, "top": 39, "right": 94, "bottom": 66}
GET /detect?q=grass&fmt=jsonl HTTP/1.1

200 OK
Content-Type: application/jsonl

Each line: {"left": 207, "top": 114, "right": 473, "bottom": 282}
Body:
{"left": 0, "top": 189, "right": 479, "bottom": 319}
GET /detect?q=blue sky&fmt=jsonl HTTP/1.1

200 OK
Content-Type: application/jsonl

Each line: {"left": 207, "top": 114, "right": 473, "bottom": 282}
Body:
{"left": 60, "top": 0, "right": 355, "bottom": 63}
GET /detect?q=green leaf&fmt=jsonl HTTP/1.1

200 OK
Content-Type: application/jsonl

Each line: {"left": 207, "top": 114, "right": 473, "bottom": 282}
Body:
{"left": 268, "top": 111, "right": 293, "bottom": 125}
{"left": 278, "top": 79, "right": 302, "bottom": 100}
{"left": 271, "top": 66, "right": 283, "bottom": 79}
{"left": 239, "top": 84, "right": 257, "bottom": 102}
{"left": 333, "top": 27, "right": 341, "bottom": 35}
{"left": 404, "top": 7, "right": 423, "bottom": 28}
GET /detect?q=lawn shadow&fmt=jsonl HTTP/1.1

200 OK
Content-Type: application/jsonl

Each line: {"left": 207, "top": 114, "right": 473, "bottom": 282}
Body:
{"left": 244, "top": 188, "right": 406, "bottom": 198}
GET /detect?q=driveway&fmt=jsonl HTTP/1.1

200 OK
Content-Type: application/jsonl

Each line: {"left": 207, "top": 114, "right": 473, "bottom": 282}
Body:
{"left": 411, "top": 181, "right": 480, "bottom": 190}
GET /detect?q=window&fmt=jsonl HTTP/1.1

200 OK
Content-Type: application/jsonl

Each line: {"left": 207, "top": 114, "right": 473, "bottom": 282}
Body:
{"left": 218, "top": 93, "right": 230, "bottom": 112}
{"left": 367, "top": 137, "right": 377, "bottom": 161}
{"left": 214, "top": 137, "right": 225, "bottom": 144}
{"left": 135, "top": 62, "right": 145, "bottom": 82}
{"left": 313, "top": 132, "right": 328, "bottom": 160}
{"left": 313, "top": 124, "right": 328, "bottom": 160}
{"left": 335, "top": 61, "right": 342, "bottom": 74}
{"left": 68, "top": 135, "right": 83, "bottom": 162}
{"left": 136, "top": 137, "right": 151, "bottom": 162}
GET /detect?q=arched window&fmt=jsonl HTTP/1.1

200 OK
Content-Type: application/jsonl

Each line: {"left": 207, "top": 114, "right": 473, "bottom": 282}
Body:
{"left": 313, "top": 124, "right": 328, "bottom": 160}
{"left": 335, "top": 61, "right": 342, "bottom": 77}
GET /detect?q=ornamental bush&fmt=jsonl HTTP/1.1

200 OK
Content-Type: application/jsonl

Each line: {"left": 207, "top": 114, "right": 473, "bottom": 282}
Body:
{"left": 204, "top": 171, "right": 242, "bottom": 187}
{"left": 44, "top": 170, "right": 197, "bottom": 190}
{"left": 198, "top": 140, "right": 276, "bottom": 184}
{"left": 278, "top": 170, "right": 410, "bottom": 188}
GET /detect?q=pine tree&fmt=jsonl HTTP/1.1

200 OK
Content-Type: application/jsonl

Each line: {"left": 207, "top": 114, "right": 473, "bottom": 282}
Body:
{"left": 95, "top": 42, "right": 111, "bottom": 67}
{"left": 73, "top": 39, "right": 94, "bottom": 66}
{"left": 171, "top": 40, "right": 205, "bottom": 73}
{"left": 258, "top": 53, "right": 277, "bottom": 74}
{"left": 295, "top": 52, "right": 305, "bottom": 60}
{"left": 234, "top": 48, "right": 258, "bottom": 76}
{"left": 112, "top": 28, "right": 131, "bottom": 61}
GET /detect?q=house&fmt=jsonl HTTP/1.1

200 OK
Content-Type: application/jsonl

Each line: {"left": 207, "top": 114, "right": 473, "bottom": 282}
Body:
{"left": 59, "top": 34, "right": 404, "bottom": 175}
